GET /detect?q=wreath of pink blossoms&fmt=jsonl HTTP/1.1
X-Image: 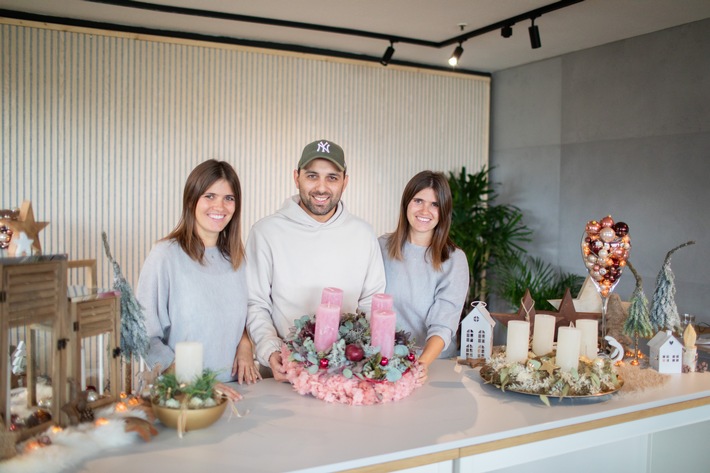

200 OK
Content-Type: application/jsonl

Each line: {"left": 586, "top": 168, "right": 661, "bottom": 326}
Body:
{"left": 282, "top": 312, "right": 423, "bottom": 405}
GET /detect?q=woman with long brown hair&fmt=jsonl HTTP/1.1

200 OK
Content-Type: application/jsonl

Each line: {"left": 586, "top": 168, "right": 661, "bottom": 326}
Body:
{"left": 137, "top": 160, "right": 259, "bottom": 399}
{"left": 379, "top": 170, "right": 469, "bottom": 380}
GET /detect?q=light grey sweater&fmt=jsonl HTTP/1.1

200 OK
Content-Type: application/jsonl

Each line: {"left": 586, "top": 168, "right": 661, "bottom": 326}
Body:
{"left": 378, "top": 236, "right": 469, "bottom": 358}
{"left": 137, "top": 240, "right": 248, "bottom": 382}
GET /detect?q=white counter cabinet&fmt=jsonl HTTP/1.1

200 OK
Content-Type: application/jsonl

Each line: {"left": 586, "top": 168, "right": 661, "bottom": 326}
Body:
{"left": 79, "top": 360, "right": 710, "bottom": 473}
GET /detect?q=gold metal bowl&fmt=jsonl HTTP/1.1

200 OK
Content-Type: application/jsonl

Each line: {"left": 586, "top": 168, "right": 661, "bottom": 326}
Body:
{"left": 152, "top": 399, "right": 227, "bottom": 431}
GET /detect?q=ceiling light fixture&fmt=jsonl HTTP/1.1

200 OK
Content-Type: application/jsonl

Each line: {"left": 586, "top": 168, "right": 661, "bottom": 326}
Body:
{"left": 501, "top": 24, "right": 513, "bottom": 38}
{"left": 528, "top": 18, "right": 542, "bottom": 49}
{"left": 380, "top": 41, "right": 395, "bottom": 66}
{"left": 448, "top": 43, "right": 464, "bottom": 67}
{"left": 12, "top": 0, "right": 584, "bottom": 74}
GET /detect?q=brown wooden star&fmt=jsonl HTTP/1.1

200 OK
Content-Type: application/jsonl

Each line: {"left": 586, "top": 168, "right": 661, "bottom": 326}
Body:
{"left": 517, "top": 289, "right": 536, "bottom": 321}
{"left": 555, "top": 288, "right": 600, "bottom": 326}
{"left": 124, "top": 416, "right": 159, "bottom": 442}
{"left": 0, "top": 201, "right": 49, "bottom": 256}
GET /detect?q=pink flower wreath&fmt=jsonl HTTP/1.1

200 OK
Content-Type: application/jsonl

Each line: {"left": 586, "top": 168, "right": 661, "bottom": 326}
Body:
{"left": 281, "top": 345, "right": 423, "bottom": 405}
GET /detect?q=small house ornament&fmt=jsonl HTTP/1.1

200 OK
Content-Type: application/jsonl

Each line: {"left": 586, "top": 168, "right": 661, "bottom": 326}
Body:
{"left": 648, "top": 330, "right": 683, "bottom": 373}
{"left": 460, "top": 301, "right": 496, "bottom": 360}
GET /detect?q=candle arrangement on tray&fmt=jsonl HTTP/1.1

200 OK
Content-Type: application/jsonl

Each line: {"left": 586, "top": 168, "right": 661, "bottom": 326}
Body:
{"left": 282, "top": 289, "right": 422, "bottom": 405}
{"left": 150, "top": 342, "right": 227, "bottom": 435}
{"left": 480, "top": 348, "right": 623, "bottom": 405}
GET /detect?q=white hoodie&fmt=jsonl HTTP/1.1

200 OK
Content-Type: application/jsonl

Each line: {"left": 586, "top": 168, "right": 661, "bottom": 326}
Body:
{"left": 246, "top": 195, "right": 386, "bottom": 365}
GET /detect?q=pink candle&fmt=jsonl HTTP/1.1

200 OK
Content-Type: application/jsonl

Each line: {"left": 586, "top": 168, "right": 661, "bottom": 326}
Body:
{"left": 314, "top": 304, "right": 341, "bottom": 352}
{"left": 370, "top": 309, "right": 396, "bottom": 359}
{"left": 321, "top": 287, "right": 344, "bottom": 309}
{"left": 371, "top": 293, "right": 394, "bottom": 313}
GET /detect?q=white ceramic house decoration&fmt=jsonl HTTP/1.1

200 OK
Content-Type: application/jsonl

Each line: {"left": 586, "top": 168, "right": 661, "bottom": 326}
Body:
{"left": 460, "top": 301, "right": 496, "bottom": 360}
{"left": 648, "top": 330, "right": 683, "bottom": 374}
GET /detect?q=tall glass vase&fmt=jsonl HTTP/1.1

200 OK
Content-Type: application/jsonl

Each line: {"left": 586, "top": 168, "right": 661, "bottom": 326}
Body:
{"left": 581, "top": 216, "right": 631, "bottom": 355}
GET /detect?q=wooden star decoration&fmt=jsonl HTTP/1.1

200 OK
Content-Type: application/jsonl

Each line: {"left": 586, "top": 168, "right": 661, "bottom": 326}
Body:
{"left": 517, "top": 289, "right": 536, "bottom": 321}
{"left": 550, "top": 288, "right": 600, "bottom": 329}
{"left": 13, "top": 231, "right": 34, "bottom": 256}
{"left": 540, "top": 358, "right": 558, "bottom": 376}
{"left": 124, "top": 416, "right": 159, "bottom": 442}
{"left": 549, "top": 276, "right": 630, "bottom": 313}
{"left": 0, "top": 201, "right": 49, "bottom": 256}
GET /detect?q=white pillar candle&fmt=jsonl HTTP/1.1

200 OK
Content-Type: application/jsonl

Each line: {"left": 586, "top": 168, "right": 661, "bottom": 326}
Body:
{"left": 175, "top": 341, "right": 203, "bottom": 383}
{"left": 683, "top": 347, "right": 697, "bottom": 372}
{"left": 556, "top": 326, "right": 581, "bottom": 372}
{"left": 506, "top": 320, "right": 530, "bottom": 364}
{"left": 98, "top": 333, "right": 105, "bottom": 395}
{"left": 576, "top": 319, "right": 599, "bottom": 358}
{"left": 80, "top": 345, "right": 87, "bottom": 391}
{"left": 531, "top": 314, "right": 556, "bottom": 356}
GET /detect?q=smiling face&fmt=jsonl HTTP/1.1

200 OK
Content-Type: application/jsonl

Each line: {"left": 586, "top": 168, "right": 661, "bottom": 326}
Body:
{"left": 294, "top": 158, "right": 349, "bottom": 222}
{"left": 194, "top": 178, "right": 236, "bottom": 247}
{"left": 406, "top": 187, "right": 440, "bottom": 246}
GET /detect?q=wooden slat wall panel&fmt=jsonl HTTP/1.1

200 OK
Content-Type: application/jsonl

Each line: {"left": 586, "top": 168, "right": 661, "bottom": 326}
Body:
{"left": 1, "top": 21, "right": 490, "bottom": 291}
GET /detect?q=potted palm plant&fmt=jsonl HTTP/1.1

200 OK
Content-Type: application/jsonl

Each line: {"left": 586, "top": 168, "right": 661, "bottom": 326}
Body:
{"left": 448, "top": 166, "right": 531, "bottom": 308}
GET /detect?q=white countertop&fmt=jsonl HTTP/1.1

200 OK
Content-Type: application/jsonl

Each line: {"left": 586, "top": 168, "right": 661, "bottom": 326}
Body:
{"left": 78, "top": 360, "right": 710, "bottom": 473}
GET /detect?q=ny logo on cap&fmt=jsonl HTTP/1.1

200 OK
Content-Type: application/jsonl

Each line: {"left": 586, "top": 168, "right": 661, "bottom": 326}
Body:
{"left": 316, "top": 141, "right": 331, "bottom": 153}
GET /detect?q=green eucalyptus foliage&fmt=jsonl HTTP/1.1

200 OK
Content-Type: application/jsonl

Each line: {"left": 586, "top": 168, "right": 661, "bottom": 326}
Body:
{"left": 153, "top": 369, "right": 220, "bottom": 403}
{"left": 448, "top": 166, "right": 531, "bottom": 306}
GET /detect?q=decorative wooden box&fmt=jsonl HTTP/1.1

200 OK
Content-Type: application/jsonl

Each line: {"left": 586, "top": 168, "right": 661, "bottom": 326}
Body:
{"left": 0, "top": 255, "right": 68, "bottom": 440}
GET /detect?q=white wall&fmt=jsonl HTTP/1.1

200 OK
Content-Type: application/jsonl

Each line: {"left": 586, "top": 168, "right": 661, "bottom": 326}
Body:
{"left": 1, "top": 20, "right": 489, "bottom": 289}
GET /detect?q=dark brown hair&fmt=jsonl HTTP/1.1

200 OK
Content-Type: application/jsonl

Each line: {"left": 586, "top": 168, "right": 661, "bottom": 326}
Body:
{"left": 386, "top": 170, "right": 456, "bottom": 271}
{"left": 165, "top": 160, "right": 245, "bottom": 270}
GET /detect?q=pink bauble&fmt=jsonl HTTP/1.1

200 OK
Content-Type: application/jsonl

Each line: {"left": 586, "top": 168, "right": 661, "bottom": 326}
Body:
{"left": 586, "top": 221, "right": 601, "bottom": 234}
{"left": 600, "top": 215, "right": 615, "bottom": 228}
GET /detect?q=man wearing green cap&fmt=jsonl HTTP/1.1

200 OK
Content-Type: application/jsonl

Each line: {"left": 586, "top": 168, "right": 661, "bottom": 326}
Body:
{"left": 246, "top": 139, "right": 386, "bottom": 381}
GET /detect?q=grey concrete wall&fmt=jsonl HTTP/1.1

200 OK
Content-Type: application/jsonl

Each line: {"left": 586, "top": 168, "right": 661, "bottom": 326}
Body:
{"left": 490, "top": 18, "right": 710, "bottom": 324}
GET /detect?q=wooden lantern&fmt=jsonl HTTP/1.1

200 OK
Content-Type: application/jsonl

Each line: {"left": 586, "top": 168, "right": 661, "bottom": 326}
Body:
{"left": 0, "top": 255, "right": 68, "bottom": 441}
{"left": 67, "top": 259, "right": 122, "bottom": 410}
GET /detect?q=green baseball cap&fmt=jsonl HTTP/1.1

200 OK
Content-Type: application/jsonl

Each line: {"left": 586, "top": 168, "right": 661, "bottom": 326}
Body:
{"left": 298, "top": 140, "right": 346, "bottom": 172}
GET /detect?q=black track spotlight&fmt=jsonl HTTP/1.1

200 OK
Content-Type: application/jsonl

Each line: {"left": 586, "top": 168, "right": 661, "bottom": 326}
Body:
{"left": 528, "top": 18, "right": 541, "bottom": 49}
{"left": 380, "top": 42, "right": 395, "bottom": 66}
{"left": 448, "top": 44, "right": 464, "bottom": 67}
{"left": 501, "top": 24, "right": 513, "bottom": 38}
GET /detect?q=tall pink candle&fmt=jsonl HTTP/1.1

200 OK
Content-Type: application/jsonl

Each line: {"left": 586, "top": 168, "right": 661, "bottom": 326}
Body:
{"left": 371, "top": 293, "right": 394, "bottom": 313}
{"left": 314, "top": 304, "right": 341, "bottom": 352}
{"left": 370, "top": 309, "right": 396, "bottom": 359}
{"left": 321, "top": 287, "right": 344, "bottom": 308}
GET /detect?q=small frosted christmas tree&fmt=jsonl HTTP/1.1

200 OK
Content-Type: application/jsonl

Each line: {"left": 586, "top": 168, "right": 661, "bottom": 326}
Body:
{"left": 102, "top": 232, "right": 149, "bottom": 392}
{"left": 623, "top": 261, "right": 653, "bottom": 365}
{"left": 649, "top": 241, "right": 695, "bottom": 334}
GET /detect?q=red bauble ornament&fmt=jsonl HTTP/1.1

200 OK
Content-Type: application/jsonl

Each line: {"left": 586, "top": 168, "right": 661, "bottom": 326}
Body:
{"left": 407, "top": 353, "right": 416, "bottom": 362}
{"left": 319, "top": 359, "right": 329, "bottom": 369}
{"left": 380, "top": 357, "right": 389, "bottom": 366}
{"left": 345, "top": 344, "right": 365, "bottom": 362}
{"left": 613, "top": 221, "right": 629, "bottom": 236}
